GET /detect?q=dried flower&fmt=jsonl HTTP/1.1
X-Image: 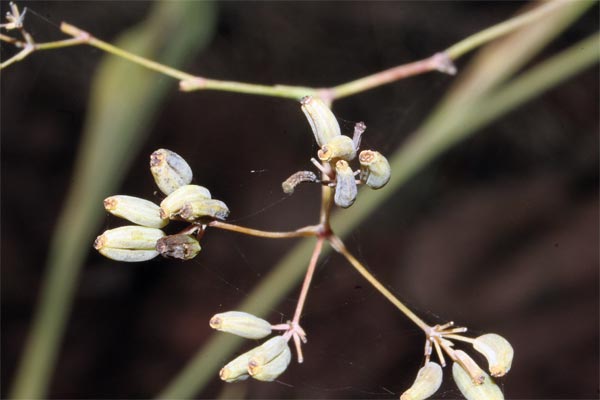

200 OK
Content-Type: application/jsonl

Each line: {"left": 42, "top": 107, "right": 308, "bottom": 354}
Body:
{"left": 400, "top": 362, "right": 443, "bottom": 400}
{"left": 300, "top": 96, "right": 341, "bottom": 147}
{"left": 472, "top": 333, "right": 513, "bottom": 377}
{"left": 210, "top": 311, "right": 272, "bottom": 339}
{"left": 94, "top": 226, "right": 165, "bottom": 262}
{"left": 281, "top": 171, "right": 318, "bottom": 194}
{"left": 359, "top": 150, "right": 391, "bottom": 189}
{"left": 452, "top": 362, "right": 504, "bottom": 400}
{"left": 103, "top": 195, "right": 167, "bottom": 228}
{"left": 150, "top": 149, "right": 193, "bottom": 195}
{"left": 334, "top": 160, "right": 358, "bottom": 208}
{"left": 156, "top": 234, "right": 201, "bottom": 260}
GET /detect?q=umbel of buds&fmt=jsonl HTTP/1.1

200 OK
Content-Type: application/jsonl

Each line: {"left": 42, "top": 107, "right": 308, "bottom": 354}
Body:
{"left": 286, "top": 96, "right": 392, "bottom": 208}
{"left": 95, "top": 149, "right": 230, "bottom": 262}
{"left": 210, "top": 311, "right": 293, "bottom": 383}
{"left": 398, "top": 325, "right": 514, "bottom": 400}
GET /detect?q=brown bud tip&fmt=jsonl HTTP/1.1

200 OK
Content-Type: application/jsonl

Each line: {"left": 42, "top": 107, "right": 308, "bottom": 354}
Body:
{"left": 150, "top": 150, "right": 166, "bottom": 168}
{"left": 209, "top": 316, "right": 223, "bottom": 329}
{"left": 359, "top": 150, "right": 376, "bottom": 164}
{"left": 93, "top": 235, "right": 106, "bottom": 250}
{"left": 103, "top": 197, "right": 117, "bottom": 211}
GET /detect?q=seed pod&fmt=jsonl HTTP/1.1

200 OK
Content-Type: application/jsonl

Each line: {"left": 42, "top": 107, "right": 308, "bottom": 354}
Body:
{"left": 209, "top": 311, "right": 272, "bottom": 339}
{"left": 94, "top": 226, "right": 165, "bottom": 262}
{"left": 300, "top": 96, "right": 341, "bottom": 147}
{"left": 453, "top": 350, "right": 485, "bottom": 385}
{"left": 220, "top": 348, "right": 257, "bottom": 383}
{"left": 156, "top": 234, "right": 201, "bottom": 260}
{"left": 159, "top": 184, "right": 211, "bottom": 219}
{"left": 180, "top": 199, "right": 230, "bottom": 221}
{"left": 473, "top": 333, "right": 514, "bottom": 377}
{"left": 150, "top": 149, "right": 193, "bottom": 195}
{"left": 359, "top": 150, "right": 391, "bottom": 189}
{"left": 248, "top": 336, "right": 288, "bottom": 374}
{"left": 400, "top": 362, "right": 443, "bottom": 400}
{"left": 250, "top": 345, "right": 292, "bottom": 382}
{"left": 103, "top": 195, "right": 168, "bottom": 228}
{"left": 281, "top": 171, "right": 318, "bottom": 194}
{"left": 334, "top": 160, "right": 358, "bottom": 208}
{"left": 452, "top": 362, "right": 504, "bottom": 400}
{"left": 318, "top": 135, "right": 356, "bottom": 162}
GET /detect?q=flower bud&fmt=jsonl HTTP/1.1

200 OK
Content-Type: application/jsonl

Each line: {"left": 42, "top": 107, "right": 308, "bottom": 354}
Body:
{"left": 179, "top": 199, "right": 230, "bottom": 221}
{"left": 220, "top": 349, "right": 257, "bottom": 383}
{"left": 150, "top": 149, "right": 193, "bottom": 195}
{"left": 94, "top": 226, "right": 165, "bottom": 262}
{"left": 359, "top": 150, "right": 391, "bottom": 189}
{"left": 103, "top": 195, "right": 168, "bottom": 228}
{"left": 472, "top": 333, "right": 513, "bottom": 377}
{"left": 159, "top": 184, "right": 211, "bottom": 219}
{"left": 248, "top": 336, "right": 288, "bottom": 374}
{"left": 250, "top": 345, "right": 292, "bottom": 382}
{"left": 300, "top": 96, "right": 341, "bottom": 147}
{"left": 209, "top": 311, "right": 272, "bottom": 339}
{"left": 156, "top": 234, "right": 201, "bottom": 260}
{"left": 453, "top": 350, "right": 485, "bottom": 385}
{"left": 452, "top": 362, "right": 504, "bottom": 400}
{"left": 334, "top": 160, "right": 358, "bottom": 208}
{"left": 400, "top": 362, "right": 443, "bottom": 400}
{"left": 318, "top": 135, "right": 357, "bottom": 162}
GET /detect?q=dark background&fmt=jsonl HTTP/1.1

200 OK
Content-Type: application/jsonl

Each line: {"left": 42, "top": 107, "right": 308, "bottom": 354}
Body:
{"left": 1, "top": 2, "right": 598, "bottom": 398}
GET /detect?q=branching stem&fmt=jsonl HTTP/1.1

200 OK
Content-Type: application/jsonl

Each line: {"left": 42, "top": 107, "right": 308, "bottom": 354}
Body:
{"left": 207, "top": 220, "right": 318, "bottom": 239}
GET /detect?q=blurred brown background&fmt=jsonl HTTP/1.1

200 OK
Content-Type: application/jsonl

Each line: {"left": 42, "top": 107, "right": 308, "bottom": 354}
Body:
{"left": 1, "top": 2, "right": 598, "bottom": 398}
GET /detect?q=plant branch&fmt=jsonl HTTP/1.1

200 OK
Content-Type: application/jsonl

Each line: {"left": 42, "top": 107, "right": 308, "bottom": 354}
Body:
{"left": 207, "top": 220, "right": 318, "bottom": 239}
{"left": 328, "top": 234, "right": 429, "bottom": 332}
{"left": 292, "top": 238, "right": 324, "bottom": 324}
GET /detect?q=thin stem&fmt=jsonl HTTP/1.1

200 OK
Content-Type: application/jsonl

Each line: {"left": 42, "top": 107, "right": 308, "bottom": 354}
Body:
{"left": 328, "top": 234, "right": 429, "bottom": 332}
{"left": 35, "top": 37, "right": 87, "bottom": 51}
{"left": 0, "top": 43, "right": 32, "bottom": 69}
{"left": 445, "top": 0, "right": 576, "bottom": 59}
{"left": 180, "top": 78, "right": 317, "bottom": 100}
{"left": 292, "top": 238, "right": 324, "bottom": 324}
{"left": 329, "top": 52, "right": 456, "bottom": 100}
{"left": 207, "top": 220, "right": 318, "bottom": 239}
{"left": 60, "top": 22, "right": 196, "bottom": 81}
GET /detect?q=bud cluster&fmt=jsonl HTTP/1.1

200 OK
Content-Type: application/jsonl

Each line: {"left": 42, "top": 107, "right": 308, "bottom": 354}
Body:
{"left": 284, "top": 96, "right": 391, "bottom": 208}
{"left": 400, "top": 324, "right": 514, "bottom": 400}
{"left": 95, "top": 149, "right": 230, "bottom": 262}
{"left": 209, "top": 311, "right": 295, "bottom": 382}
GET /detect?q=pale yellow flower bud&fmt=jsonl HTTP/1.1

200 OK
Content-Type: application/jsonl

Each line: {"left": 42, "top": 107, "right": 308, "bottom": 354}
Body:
{"left": 250, "top": 345, "right": 292, "bottom": 382}
{"left": 318, "top": 135, "right": 357, "bottom": 162}
{"left": 400, "top": 362, "right": 443, "bottom": 400}
{"left": 209, "top": 311, "right": 272, "bottom": 339}
{"left": 334, "top": 160, "right": 358, "bottom": 208}
{"left": 359, "top": 150, "right": 391, "bottom": 189}
{"left": 150, "top": 149, "right": 193, "bottom": 195}
{"left": 452, "top": 362, "right": 504, "bottom": 400}
{"left": 156, "top": 234, "right": 201, "bottom": 260}
{"left": 473, "top": 333, "right": 514, "bottom": 377}
{"left": 248, "top": 336, "right": 288, "bottom": 374}
{"left": 300, "top": 96, "right": 341, "bottom": 147}
{"left": 103, "top": 195, "right": 168, "bottom": 228}
{"left": 94, "top": 226, "right": 165, "bottom": 262}
{"left": 159, "top": 184, "right": 212, "bottom": 219}
{"left": 219, "top": 349, "right": 257, "bottom": 383}
{"left": 179, "top": 199, "right": 230, "bottom": 221}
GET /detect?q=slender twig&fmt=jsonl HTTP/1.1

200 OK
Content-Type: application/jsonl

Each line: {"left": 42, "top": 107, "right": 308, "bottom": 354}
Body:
{"left": 207, "top": 220, "right": 318, "bottom": 239}
{"left": 292, "top": 238, "right": 324, "bottom": 324}
{"left": 328, "top": 234, "right": 430, "bottom": 332}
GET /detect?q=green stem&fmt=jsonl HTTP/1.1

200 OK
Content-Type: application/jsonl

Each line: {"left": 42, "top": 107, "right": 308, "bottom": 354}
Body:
{"left": 61, "top": 22, "right": 196, "bottom": 81}
{"left": 328, "top": 235, "right": 429, "bottom": 331}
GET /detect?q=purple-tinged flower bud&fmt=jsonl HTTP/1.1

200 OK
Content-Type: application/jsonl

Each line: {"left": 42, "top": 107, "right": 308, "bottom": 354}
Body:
{"left": 209, "top": 311, "right": 272, "bottom": 339}
{"left": 334, "top": 160, "right": 358, "bottom": 208}
{"left": 150, "top": 149, "right": 193, "bottom": 195}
